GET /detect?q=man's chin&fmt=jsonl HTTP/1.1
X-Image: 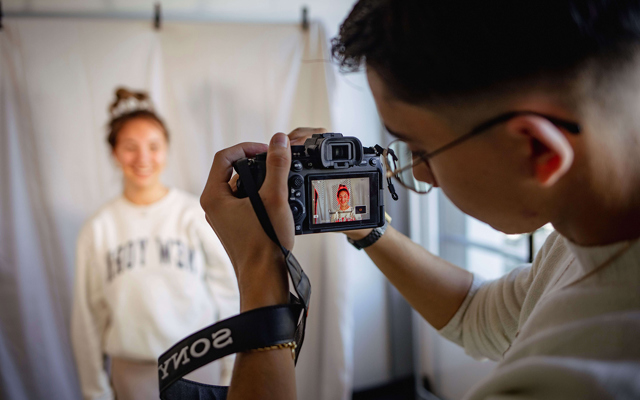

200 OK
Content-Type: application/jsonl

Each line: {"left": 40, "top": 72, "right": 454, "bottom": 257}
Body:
{"left": 488, "top": 220, "right": 547, "bottom": 235}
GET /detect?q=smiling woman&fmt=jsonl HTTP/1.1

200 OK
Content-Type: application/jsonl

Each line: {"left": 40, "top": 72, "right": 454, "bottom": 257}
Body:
{"left": 70, "top": 88, "right": 239, "bottom": 400}
{"left": 108, "top": 89, "right": 171, "bottom": 204}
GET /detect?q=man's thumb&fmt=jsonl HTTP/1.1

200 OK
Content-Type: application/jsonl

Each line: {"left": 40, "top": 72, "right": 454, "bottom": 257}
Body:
{"left": 263, "top": 133, "right": 291, "bottom": 196}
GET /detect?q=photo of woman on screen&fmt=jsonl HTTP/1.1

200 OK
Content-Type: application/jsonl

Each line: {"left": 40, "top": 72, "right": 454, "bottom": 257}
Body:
{"left": 330, "top": 184, "right": 361, "bottom": 222}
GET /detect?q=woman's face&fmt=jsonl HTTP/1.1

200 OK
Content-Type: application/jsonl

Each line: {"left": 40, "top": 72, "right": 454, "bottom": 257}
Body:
{"left": 112, "top": 118, "right": 168, "bottom": 191}
{"left": 338, "top": 191, "right": 350, "bottom": 206}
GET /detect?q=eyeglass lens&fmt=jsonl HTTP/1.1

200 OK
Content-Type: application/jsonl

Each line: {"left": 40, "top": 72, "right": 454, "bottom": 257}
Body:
{"left": 385, "top": 141, "right": 432, "bottom": 193}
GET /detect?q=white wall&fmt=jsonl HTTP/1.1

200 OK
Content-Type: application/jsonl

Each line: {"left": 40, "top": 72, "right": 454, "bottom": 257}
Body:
{"left": 4, "top": 0, "right": 394, "bottom": 390}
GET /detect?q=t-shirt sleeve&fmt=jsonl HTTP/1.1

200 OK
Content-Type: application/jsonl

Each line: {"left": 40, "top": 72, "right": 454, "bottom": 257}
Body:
{"left": 437, "top": 233, "right": 563, "bottom": 361}
{"left": 438, "top": 266, "right": 534, "bottom": 361}
{"left": 71, "top": 225, "right": 114, "bottom": 400}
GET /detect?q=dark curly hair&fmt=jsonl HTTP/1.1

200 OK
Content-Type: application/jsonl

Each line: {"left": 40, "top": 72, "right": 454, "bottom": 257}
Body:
{"left": 332, "top": 0, "right": 640, "bottom": 104}
{"left": 107, "top": 87, "right": 169, "bottom": 150}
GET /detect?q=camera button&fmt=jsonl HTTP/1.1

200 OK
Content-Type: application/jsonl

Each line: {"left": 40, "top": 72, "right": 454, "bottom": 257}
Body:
{"left": 294, "top": 191, "right": 302, "bottom": 198}
{"left": 289, "top": 199, "right": 305, "bottom": 222}
{"left": 369, "top": 158, "right": 378, "bottom": 166}
{"left": 292, "top": 160, "right": 303, "bottom": 172}
{"left": 289, "top": 175, "right": 304, "bottom": 189}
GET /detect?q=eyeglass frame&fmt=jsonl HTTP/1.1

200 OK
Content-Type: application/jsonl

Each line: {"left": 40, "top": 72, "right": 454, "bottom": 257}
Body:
{"left": 382, "top": 110, "right": 582, "bottom": 194}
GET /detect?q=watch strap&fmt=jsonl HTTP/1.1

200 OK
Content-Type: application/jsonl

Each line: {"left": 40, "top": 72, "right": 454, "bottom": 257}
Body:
{"left": 347, "top": 223, "right": 387, "bottom": 250}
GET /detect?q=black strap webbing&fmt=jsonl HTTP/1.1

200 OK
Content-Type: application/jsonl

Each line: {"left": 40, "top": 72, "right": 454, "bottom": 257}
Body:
{"left": 158, "top": 156, "right": 311, "bottom": 399}
{"left": 158, "top": 305, "right": 302, "bottom": 394}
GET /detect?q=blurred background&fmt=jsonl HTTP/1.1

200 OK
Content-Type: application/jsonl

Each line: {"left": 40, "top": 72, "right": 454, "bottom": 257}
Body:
{"left": 0, "top": 1, "right": 554, "bottom": 399}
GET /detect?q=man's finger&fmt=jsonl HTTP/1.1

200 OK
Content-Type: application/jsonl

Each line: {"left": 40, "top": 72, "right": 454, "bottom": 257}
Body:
{"left": 206, "top": 142, "right": 268, "bottom": 196}
{"left": 229, "top": 174, "right": 240, "bottom": 193}
{"left": 289, "top": 127, "right": 327, "bottom": 145}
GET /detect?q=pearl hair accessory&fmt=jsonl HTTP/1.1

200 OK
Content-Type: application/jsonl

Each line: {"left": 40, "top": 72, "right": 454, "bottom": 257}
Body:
{"left": 110, "top": 96, "right": 154, "bottom": 119}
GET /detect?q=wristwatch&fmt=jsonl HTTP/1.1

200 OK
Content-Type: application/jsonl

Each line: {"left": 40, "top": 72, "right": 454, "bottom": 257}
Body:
{"left": 347, "top": 223, "right": 387, "bottom": 250}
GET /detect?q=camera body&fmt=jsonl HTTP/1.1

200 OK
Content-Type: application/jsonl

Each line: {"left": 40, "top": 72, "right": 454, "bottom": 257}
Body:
{"left": 235, "top": 133, "right": 385, "bottom": 235}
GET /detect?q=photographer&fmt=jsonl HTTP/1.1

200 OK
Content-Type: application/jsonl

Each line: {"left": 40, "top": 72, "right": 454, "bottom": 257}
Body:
{"left": 200, "top": 1, "right": 640, "bottom": 399}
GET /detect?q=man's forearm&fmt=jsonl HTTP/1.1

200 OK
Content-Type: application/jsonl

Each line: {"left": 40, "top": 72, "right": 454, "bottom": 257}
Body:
{"left": 354, "top": 226, "right": 473, "bottom": 330}
{"left": 228, "top": 351, "right": 296, "bottom": 400}
{"left": 228, "top": 251, "right": 296, "bottom": 400}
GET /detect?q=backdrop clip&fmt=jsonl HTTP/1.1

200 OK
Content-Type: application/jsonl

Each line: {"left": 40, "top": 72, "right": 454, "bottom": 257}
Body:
{"left": 154, "top": 2, "right": 161, "bottom": 30}
{"left": 301, "top": 6, "right": 309, "bottom": 31}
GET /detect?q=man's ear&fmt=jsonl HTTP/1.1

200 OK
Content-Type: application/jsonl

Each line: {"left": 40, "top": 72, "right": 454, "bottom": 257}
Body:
{"left": 506, "top": 115, "right": 574, "bottom": 187}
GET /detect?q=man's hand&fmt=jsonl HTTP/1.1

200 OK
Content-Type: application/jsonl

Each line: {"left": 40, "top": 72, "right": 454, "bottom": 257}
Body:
{"left": 200, "top": 133, "right": 294, "bottom": 312}
{"left": 226, "top": 127, "right": 327, "bottom": 193}
{"left": 288, "top": 127, "right": 327, "bottom": 145}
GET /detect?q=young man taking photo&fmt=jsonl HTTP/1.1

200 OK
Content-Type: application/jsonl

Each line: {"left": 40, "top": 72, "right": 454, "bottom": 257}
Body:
{"left": 200, "top": 1, "right": 640, "bottom": 398}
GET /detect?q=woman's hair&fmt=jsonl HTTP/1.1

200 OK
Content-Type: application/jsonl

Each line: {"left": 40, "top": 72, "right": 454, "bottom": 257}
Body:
{"left": 107, "top": 87, "right": 169, "bottom": 150}
{"left": 337, "top": 184, "right": 350, "bottom": 200}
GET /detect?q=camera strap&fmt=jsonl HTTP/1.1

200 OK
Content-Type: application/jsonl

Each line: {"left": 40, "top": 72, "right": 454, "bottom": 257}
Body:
{"left": 157, "top": 158, "right": 311, "bottom": 400}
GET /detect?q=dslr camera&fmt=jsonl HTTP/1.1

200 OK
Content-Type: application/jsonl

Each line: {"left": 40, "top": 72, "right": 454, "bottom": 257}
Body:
{"left": 234, "top": 133, "right": 386, "bottom": 235}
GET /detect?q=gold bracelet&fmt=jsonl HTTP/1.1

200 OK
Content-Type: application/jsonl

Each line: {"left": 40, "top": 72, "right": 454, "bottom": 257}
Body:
{"left": 249, "top": 341, "right": 297, "bottom": 360}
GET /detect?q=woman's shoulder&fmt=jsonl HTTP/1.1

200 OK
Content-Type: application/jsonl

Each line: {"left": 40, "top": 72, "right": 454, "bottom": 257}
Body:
{"left": 82, "top": 196, "right": 126, "bottom": 226}
{"left": 171, "top": 188, "right": 201, "bottom": 206}
{"left": 166, "top": 188, "right": 209, "bottom": 224}
{"left": 77, "top": 196, "right": 126, "bottom": 244}
{"left": 168, "top": 188, "right": 203, "bottom": 214}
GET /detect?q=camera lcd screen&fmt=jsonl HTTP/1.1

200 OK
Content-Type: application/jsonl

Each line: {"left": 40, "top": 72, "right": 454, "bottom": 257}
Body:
{"left": 310, "top": 177, "right": 371, "bottom": 225}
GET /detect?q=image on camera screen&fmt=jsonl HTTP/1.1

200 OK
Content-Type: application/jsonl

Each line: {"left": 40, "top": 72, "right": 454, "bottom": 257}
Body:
{"left": 311, "top": 177, "right": 371, "bottom": 225}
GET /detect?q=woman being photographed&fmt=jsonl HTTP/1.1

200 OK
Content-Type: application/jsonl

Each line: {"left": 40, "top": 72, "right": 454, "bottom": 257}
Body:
{"left": 331, "top": 184, "right": 360, "bottom": 222}
{"left": 71, "top": 88, "right": 238, "bottom": 400}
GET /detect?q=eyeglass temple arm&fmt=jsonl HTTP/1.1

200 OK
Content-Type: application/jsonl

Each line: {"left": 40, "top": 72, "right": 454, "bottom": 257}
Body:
{"left": 423, "top": 111, "right": 582, "bottom": 161}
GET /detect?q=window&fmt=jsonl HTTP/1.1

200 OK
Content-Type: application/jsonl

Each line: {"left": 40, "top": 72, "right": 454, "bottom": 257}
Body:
{"left": 438, "top": 191, "right": 553, "bottom": 279}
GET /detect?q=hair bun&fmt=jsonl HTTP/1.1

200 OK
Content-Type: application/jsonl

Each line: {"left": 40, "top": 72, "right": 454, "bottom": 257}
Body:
{"left": 109, "top": 87, "right": 154, "bottom": 119}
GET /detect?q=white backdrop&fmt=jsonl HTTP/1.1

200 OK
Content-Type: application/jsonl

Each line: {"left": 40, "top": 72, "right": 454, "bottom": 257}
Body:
{"left": 0, "top": 18, "right": 355, "bottom": 400}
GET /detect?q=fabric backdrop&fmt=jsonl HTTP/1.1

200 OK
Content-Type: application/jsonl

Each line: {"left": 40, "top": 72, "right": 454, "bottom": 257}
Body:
{"left": 0, "top": 18, "right": 353, "bottom": 400}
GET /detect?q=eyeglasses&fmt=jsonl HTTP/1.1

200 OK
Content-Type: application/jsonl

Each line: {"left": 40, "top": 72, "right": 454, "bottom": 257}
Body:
{"left": 382, "top": 110, "right": 582, "bottom": 194}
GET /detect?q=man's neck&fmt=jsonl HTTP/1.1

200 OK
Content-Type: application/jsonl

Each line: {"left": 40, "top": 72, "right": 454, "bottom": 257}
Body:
{"left": 553, "top": 150, "right": 640, "bottom": 246}
{"left": 556, "top": 202, "right": 640, "bottom": 246}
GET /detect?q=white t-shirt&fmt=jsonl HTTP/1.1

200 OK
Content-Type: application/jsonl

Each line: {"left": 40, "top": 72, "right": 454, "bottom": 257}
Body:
{"left": 439, "top": 231, "right": 640, "bottom": 399}
{"left": 331, "top": 207, "right": 361, "bottom": 223}
{"left": 71, "top": 189, "right": 239, "bottom": 400}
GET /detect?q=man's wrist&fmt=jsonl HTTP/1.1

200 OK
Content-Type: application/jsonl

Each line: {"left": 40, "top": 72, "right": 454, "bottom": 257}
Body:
{"left": 237, "top": 250, "right": 290, "bottom": 312}
{"left": 347, "top": 224, "right": 387, "bottom": 250}
{"left": 345, "top": 228, "right": 374, "bottom": 241}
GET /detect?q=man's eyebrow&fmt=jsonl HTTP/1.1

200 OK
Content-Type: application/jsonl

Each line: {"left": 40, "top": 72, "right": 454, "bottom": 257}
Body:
{"left": 384, "top": 124, "right": 411, "bottom": 141}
